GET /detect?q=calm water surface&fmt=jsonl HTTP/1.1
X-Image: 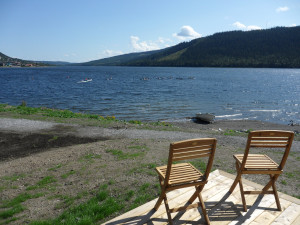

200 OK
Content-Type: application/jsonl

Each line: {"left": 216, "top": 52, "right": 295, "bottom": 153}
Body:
{"left": 0, "top": 66, "right": 299, "bottom": 124}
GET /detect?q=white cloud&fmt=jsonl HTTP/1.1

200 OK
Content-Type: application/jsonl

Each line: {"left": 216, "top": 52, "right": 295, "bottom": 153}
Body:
{"left": 173, "top": 26, "right": 201, "bottom": 40}
{"left": 233, "top": 21, "right": 246, "bottom": 29}
{"left": 247, "top": 25, "right": 262, "bottom": 30}
{"left": 232, "top": 22, "right": 262, "bottom": 31}
{"left": 289, "top": 24, "right": 297, "bottom": 27}
{"left": 130, "top": 36, "right": 161, "bottom": 52}
{"left": 276, "top": 6, "right": 289, "bottom": 12}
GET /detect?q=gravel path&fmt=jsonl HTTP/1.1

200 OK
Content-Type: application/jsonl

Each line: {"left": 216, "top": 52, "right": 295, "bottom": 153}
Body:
{"left": 0, "top": 117, "right": 246, "bottom": 142}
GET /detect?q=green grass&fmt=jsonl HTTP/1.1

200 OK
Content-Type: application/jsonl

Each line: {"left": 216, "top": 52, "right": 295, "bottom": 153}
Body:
{"left": 0, "top": 104, "right": 117, "bottom": 122}
{"left": 127, "top": 163, "right": 157, "bottom": 176}
{"left": 26, "top": 176, "right": 57, "bottom": 191}
{"left": 285, "top": 172, "right": 295, "bottom": 179}
{"left": 224, "top": 129, "right": 238, "bottom": 136}
{"left": 28, "top": 181, "right": 159, "bottom": 224}
{"left": 61, "top": 170, "right": 76, "bottom": 179}
{"left": 0, "top": 192, "right": 43, "bottom": 221}
{"left": 2, "top": 173, "right": 26, "bottom": 182}
{"left": 128, "top": 145, "right": 149, "bottom": 151}
{"left": 105, "top": 144, "right": 149, "bottom": 161}
{"left": 29, "top": 184, "right": 124, "bottom": 225}
{"left": 191, "top": 159, "right": 207, "bottom": 172}
{"left": 292, "top": 195, "right": 300, "bottom": 199}
{"left": 48, "top": 136, "right": 58, "bottom": 142}
{"left": 281, "top": 180, "right": 287, "bottom": 185}
{"left": 54, "top": 195, "right": 78, "bottom": 209}
{"left": 128, "top": 183, "right": 158, "bottom": 210}
{"left": 128, "top": 120, "right": 142, "bottom": 125}
{"left": 79, "top": 153, "right": 102, "bottom": 163}
{"left": 48, "top": 164, "right": 63, "bottom": 171}
{"left": 106, "top": 149, "right": 144, "bottom": 160}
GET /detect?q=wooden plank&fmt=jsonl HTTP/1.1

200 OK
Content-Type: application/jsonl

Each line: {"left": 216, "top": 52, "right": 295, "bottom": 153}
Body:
{"left": 271, "top": 203, "right": 300, "bottom": 225}
{"left": 250, "top": 199, "right": 291, "bottom": 225}
{"left": 173, "top": 153, "right": 211, "bottom": 161}
{"left": 170, "top": 178, "right": 236, "bottom": 224}
{"left": 173, "top": 151, "right": 211, "bottom": 159}
{"left": 251, "top": 140, "right": 288, "bottom": 144}
{"left": 171, "top": 138, "right": 216, "bottom": 149}
{"left": 242, "top": 170, "right": 282, "bottom": 175}
{"left": 114, "top": 176, "right": 220, "bottom": 225}
{"left": 151, "top": 173, "right": 232, "bottom": 225}
{"left": 228, "top": 194, "right": 276, "bottom": 225}
{"left": 150, "top": 188, "right": 207, "bottom": 225}
{"left": 250, "top": 144, "right": 287, "bottom": 148}
{"left": 103, "top": 186, "right": 194, "bottom": 224}
{"left": 104, "top": 169, "right": 300, "bottom": 225}
{"left": 180, "top": 178, "right": 258, "bottom": 224}
{"left": 173, "top": 146, "right": 212, "bottom": 153}
{"left": 291, "top": 214, "right": 300, "bottom": 225}
{"left": 252, "top": 137, "right": 289, "bottom": 140}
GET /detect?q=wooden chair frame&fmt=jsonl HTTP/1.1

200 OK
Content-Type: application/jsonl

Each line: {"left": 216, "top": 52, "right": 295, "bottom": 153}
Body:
{"left": 154, "top": 138, "right": 217, "bottom": 225}
{"left": 229, "top": 130, "right": 294, "bottom": 212}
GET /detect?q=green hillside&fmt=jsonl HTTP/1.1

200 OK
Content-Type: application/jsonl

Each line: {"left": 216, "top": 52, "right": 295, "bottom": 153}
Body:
{"left": 85, "top": 26, "right": 300, "bottom": 68}
{"left": 0, "top": 52, "right": 48, "bottom": 67}
{"left": 78, "top": 50, "right": 161, "bottom": 66}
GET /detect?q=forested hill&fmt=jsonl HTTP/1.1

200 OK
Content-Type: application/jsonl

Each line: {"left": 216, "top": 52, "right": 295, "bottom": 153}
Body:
{"left": 84, "top": 26, "right": 300, "bottom": 68}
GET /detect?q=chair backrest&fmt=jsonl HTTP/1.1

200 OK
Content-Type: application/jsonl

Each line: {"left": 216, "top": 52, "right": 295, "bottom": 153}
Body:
{"left": 241, "top": 130, "right": 294, "bottom": 170}
{"left": 165, "top": 138, "right": 217, "bottom": 181}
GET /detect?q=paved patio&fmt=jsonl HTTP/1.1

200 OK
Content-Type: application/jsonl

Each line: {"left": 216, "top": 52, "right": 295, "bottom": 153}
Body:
{"left": 104, "top": 170, "right": 300, "bottom": 225}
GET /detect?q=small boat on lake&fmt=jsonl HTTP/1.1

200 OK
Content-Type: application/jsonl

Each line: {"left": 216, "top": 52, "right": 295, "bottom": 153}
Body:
{"left": 195, "top": 113, "right": 215, "bottom": 123}
{"left": 77, "top": 78, "right": 92, "bottom": 83}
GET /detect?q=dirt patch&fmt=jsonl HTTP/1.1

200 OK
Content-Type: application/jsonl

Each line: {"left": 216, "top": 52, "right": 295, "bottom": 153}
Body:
{"left": 0, "top": 131, "right": 108, "bottom": 161}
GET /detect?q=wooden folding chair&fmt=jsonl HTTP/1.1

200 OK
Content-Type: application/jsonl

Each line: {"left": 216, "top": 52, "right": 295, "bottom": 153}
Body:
{"left": 229, "top": 130, "right": 294, "bottom": 212}
{"left": 154, "top": 138, "right": 217, "bottom": 225}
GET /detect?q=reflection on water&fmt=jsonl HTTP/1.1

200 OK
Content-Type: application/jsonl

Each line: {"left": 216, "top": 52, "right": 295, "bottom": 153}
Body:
{"left": 0, "top": 66, "right": 299, "bottom": 124}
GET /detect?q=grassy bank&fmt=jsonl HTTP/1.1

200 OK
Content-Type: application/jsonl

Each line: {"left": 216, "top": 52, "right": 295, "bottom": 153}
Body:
{"left": 0, "top": 103, "right": 173, "bottom": 131}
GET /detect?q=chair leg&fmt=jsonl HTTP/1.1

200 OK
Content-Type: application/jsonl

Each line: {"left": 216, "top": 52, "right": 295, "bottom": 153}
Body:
{"left": 188, "top": 185, "right": 205, "bottom": 203}
{"left": 270, "top": 175, "right": 281, "bottom": 211}
{"left": 262, "top": 174, "right": 279, "bottom": 191}
{"left": 238, "top": 175, "right": 247, "bottom": 212}
{"left": 233, "top": 161, "right": 247, "bottom": 212}
{"left": 154, "top": 192, "right": 164, "bottom": 210}
{"left": 198, "top": 192, "right": 210, "bottom": 225}
{"left": 229, "top": 162, "right": 242, "bottom": 193}
{"left": 154, "top": 176, "right": 165, "bottom": 210}
{"left": 163, "top": 195, "right": 173, "bottom": 225}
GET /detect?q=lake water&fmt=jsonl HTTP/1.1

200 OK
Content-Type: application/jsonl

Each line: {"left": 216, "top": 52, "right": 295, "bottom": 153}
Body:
{"left": 0, "top": 66, "right": 299, "bottom": 124}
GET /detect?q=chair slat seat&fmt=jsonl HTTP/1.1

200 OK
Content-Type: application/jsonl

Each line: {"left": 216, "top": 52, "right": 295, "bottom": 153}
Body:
{"left": 234, "top": 154, "right": 279, "bottom": 170}
{"left": 156, "top": 163, "right": 205, "bottom": 185}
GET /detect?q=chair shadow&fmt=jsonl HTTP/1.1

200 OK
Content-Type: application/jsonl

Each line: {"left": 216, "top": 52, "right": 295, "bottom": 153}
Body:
{"left": 106, "top": 192, "right": 278, "bottom": 225}
{"left": 105, "top": 208, "right": 167, "bottom": 225}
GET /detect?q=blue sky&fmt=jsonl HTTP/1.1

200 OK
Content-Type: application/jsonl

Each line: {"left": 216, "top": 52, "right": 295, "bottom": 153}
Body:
{"left": 1, "top": 0, "right": 299, "bottom": 63}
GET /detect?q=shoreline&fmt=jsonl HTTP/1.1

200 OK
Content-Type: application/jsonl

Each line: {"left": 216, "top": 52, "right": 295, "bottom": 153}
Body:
{"left": 0, "top": 117, "right": 299, "bottom": 162}
{"left": 167, "top": 118, "right": 300, "bottom": 135}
